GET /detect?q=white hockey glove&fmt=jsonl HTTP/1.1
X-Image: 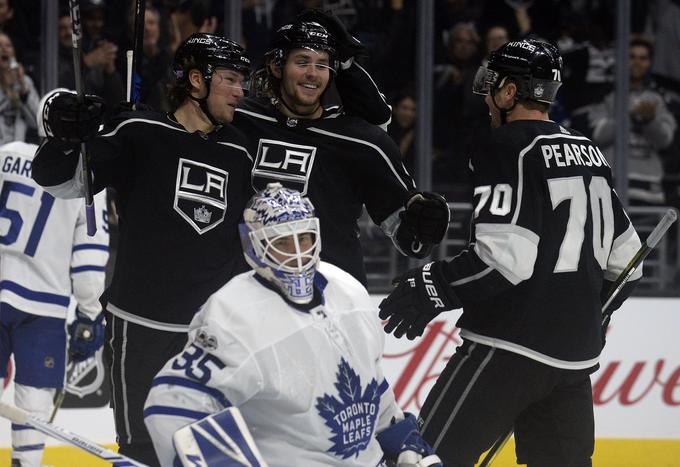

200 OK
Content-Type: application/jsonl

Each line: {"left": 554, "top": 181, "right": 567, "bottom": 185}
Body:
{"left": 173, "top": 406, "right": 268, "bottom": 467}
{"left": 377, "top": 413, "right": 442, "bottom": 467}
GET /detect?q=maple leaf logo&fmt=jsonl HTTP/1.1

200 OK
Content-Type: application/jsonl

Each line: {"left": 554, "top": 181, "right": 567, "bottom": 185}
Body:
{"left": 315, "top": 358, "right": 381, "bottom": 459}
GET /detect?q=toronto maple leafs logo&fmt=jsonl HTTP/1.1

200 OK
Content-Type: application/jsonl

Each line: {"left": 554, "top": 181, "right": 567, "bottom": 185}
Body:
{"left": 315, "top": 358, "right": 381, "bottom": 459}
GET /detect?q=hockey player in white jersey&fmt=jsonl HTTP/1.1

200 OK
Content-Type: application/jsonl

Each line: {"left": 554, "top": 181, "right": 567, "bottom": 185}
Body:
{"left": 0, "top": 141, "right": 109, "bottom": 467}
{"left": 144, "top": 183, "right": 441, "bottom": 467}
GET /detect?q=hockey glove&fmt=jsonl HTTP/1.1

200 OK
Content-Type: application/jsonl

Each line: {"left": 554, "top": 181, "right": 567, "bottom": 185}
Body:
{"left": 68, "top": 309, "right": 105, "bottom": 362}
{"left": 377, "top": 413, "right": 442, "bottom": 467}
{"left": 296, "top": 9, "right": 368, "bottom": 68}
{"left": 379, "top": 261, "right": 461, "bottom": 340}
{"left": 41, "top": 90, "right": 105, "bottom": 148}
{"left": 396, "top": 192, "right": 450, "bottom": 259}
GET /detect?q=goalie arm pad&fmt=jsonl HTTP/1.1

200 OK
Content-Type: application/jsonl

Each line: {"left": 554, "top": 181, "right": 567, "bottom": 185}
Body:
{"left": 173, "top": 406, "right": 268, "bottom": 467}
{"left": 394, "top": 192, "right": 450, "bottom": 259}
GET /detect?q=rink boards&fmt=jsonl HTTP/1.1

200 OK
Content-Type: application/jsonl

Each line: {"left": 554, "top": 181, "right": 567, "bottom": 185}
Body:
{"left": 1, "top": 297, "right": 679, "bottom": 466}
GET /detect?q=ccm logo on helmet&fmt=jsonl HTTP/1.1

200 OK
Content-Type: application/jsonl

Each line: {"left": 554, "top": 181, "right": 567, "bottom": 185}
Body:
{"left": 422, "top": 262, "right": 446, "bottom": 309}
{"left": 308, "top": 31, "right": 328, "bottom": 38}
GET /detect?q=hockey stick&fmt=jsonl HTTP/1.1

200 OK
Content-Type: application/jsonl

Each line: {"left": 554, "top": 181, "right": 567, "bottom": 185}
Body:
{"left": 128, "top": 0, "right": 146, "bottom": 105}
{"left": 478, "top": 208, "right": 678, "bottom": 467}
{"left": 0, "top": 401, "right": 148, "bottom": 466}
{"left": 68, "top": 0, "right": 97, "bottom": 236}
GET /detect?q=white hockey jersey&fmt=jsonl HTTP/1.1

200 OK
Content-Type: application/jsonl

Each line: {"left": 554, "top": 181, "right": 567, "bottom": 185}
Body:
{"left": 0, "top": 141, "right": 109, "bottom": 319}
{"left": 144, "top": 262, "right": 402, "bottom": 466}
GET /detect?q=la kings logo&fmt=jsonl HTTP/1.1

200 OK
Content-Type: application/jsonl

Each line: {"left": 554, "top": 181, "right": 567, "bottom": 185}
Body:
{"left": 174, "top": 158, "right": 228, "bottom": 234}
{"left": 252, "top": 139, "right": 316, "bottom": 195}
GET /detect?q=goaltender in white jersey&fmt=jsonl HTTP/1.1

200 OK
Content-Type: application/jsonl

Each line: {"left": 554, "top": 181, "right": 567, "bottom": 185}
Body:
{"left": 144, "top": 183, "right": 442, "bottom": 467}
{"left": 0, "top": 141, "right": 109, "bottom": 467}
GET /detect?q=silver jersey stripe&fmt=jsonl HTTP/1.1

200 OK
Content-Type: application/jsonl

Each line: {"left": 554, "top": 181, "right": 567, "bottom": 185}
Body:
{"left": 460, "top": 329, "right": 600, "bottom": 370}
{"left": 433, "top": 344, "right": 495, "bottom": 450}
{"left": 121, "top": 320, "right": 131, "bottom": 444}
{"left": 420, "top": 342, "right": 478, "bottom": 435}
{"left": 306, "top": 127, "right": 414, "bottom": 191}
{"left": 100, "top": 118, "right": 188, "bottom": 137}
{"left": 234, "top": 108, "right": 277, "bottom": 122}
{"left": 106, "top": 303, "right": 190, "bottom": 333}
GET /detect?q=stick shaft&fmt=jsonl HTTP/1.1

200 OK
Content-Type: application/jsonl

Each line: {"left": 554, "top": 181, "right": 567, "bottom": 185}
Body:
{"left": 130, "top": 0, "right": 146, "bottom": 104}
{"left": 0, "top": 402, "right": 148, "bottom": 466}
{"left": 68, "top": 0, "right": 96, "bottom": 235}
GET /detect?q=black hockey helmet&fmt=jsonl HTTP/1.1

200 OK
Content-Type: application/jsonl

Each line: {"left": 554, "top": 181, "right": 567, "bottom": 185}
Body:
{"left": 473, "top": 39, "right": 562, "bottom": 104}
{"left": 266, "top": 20, "right": 339, "bottom": 71}
{"left": 173, "top": 33, "right": 251, "bottom": 83}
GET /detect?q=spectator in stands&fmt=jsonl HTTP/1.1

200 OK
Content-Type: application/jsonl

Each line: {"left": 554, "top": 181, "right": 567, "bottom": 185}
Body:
{"left": 0, "top": 0, "right": 36, "bottom": 72}
{"left": 57, "top": 5, "right": 123, "bottom": 112}
{"left": 169, "top": 0, "right": 217, "bottom": 53}
{"left": 432, "top": 21, "right": 486, "bottom": 196}
{"left": 0, "top": 32, "right": 38, "bottom": 145}
{"left": 116, "top": 2, "right": 173, "bottom": 110}
{"left": 387, "top": 89, "right": 418, "bottom": 175}
{"left": 591, "top": 37, "right": 677, "bottom": 206}
{"left": 482, "top": 25, "right": 509, "bottom": 65}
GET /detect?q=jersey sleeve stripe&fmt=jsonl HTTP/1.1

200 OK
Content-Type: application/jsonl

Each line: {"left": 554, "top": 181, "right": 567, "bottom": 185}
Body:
{"left": 450, "top": 266, "right": 493, "bottom": 286}
{"left": 70, "top": 265, "right": 107, "bottom": 274}
{"left": 0, "top": 280, "right": 70, "bottom": 306}
{"left": 473, "top": 223, "right": 540, "bottom": 285}
{"left": 100, "top": 118, "right": 188, "bottom": 138}
{"left": 143, "top": 405, "right": 210, "bottom": 421}
{"left": 72, "top": 243, "right": 109, "bottom": 252}
{"left": 605, "top": 223, "right": 643, "bottom": 281}
{"left": 151, "top": 376, "right": 231, "bottom": 408}
{"left": 307, "top": 127, "right": 415, "bottom": 191}
{"left": 216, "top": 142, "right": 253, "bottom": 163}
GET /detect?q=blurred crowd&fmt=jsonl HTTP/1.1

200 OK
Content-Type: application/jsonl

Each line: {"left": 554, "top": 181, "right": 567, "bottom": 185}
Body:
{"left": 3, "top": 0, "right": 680, "bottom": 210}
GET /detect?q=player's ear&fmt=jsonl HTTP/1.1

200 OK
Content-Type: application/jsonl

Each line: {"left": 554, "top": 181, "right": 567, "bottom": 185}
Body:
{"left": 188, "top": 69, "right": 204, "bottom": 93}
{"left": 270, "top": 62, "right": 282, "bottom": 79}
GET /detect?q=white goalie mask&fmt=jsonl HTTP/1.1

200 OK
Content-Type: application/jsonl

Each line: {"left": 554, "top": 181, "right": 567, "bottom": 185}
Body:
{"left": 240, "top": 183, "right": 321, "bottom": 304}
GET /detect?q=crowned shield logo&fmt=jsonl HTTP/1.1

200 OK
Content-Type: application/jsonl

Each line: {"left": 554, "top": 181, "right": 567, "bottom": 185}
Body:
{"left": 174, "top": 158, "right": 228, "bottom": 234}
{"left": 252, "top": 139, "right": 316, "bottom": 195}
{"left": 316, "top": 358, "right": 381, "bottom": 459}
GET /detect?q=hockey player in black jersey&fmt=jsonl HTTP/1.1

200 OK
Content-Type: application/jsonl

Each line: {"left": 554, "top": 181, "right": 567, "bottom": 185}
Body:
{"left": 379, "top": 39, "right": 644, "bottom": 466}
{"left": 233, "top": 11, "right": 450, "bottom": 285}
{"left": 32, "top": 34, "right": 252, "bottom": 465}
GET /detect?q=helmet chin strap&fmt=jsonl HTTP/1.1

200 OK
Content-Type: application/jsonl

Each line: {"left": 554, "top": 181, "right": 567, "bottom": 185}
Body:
{"left": 188, "top": 77, "right": 222, "bottom": 129}
{"left": 491, "top": 91, "right": 517, "bottom": 125}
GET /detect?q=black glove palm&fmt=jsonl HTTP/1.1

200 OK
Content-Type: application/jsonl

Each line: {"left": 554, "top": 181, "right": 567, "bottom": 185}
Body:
{"left": 379, "top": 261, "right": 461, "bottom": 340}
{"left": 42, "top": 90, "right": 105, "bottom": 148}
{"left": 396, "top": 192, "right": 450, "bottom": 258}
{"left": 296, "top": 9, "right": 367, "bottom": 64}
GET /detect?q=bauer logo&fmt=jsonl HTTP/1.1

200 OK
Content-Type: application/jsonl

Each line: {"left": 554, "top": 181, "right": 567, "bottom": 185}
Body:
{"left": 315, "top": 358, "right": 380, "bottom": 460}
{"left": 174, "top": 158, "right": 228, "bottom": 234}
{"left": 252, "top": 139, "right": 316, "bottom": 195}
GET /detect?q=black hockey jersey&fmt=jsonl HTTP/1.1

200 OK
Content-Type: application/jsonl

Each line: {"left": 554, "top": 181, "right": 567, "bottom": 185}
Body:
{"left": 442, "top": 120, "right": 642, "bottom": 368}
{"left": 33, "top": 112, "right": 252, "bottom": 330}
{"left": 234, "top": 97, "right": 415, "bottom": 284}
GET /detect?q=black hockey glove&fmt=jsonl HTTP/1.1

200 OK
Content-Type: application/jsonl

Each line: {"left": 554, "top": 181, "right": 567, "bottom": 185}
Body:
{"left": 68, "top": 309, "right": 105, "bottom": 362}
{"left": 379, "top": 261, "right": 461, "bottom": 340}
{"left": 296, "top": 9, "right": 368, "bottom": 67}
{"left": 396, "top": 192, "right": 450, "bottom": 258}
{"left": 41, "top": 90, "right": 105, "bottom": 148}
